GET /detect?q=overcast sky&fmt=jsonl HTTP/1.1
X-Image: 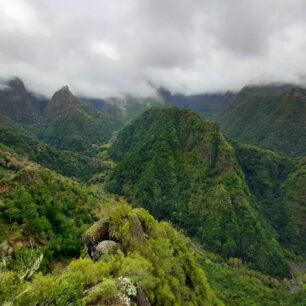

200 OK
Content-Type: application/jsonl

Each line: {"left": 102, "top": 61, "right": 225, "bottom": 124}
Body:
{"left": 0, "top": 0, "right": 306, "bottom": 98}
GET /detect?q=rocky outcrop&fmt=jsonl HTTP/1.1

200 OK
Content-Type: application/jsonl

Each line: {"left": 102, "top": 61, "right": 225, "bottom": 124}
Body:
{"left": 82, "top": 218, "right": 110, "bottom": 259}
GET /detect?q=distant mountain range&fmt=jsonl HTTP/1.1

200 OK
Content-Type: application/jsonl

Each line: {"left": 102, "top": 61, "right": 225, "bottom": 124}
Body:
{"left": 158, "top": 87, "right": 237, "bottom": 117}
{"left": 1, "top": 78, "right": 306, "bottom": 305}
{"left": 217, "top": 84, "right": 306, "bottom": 156}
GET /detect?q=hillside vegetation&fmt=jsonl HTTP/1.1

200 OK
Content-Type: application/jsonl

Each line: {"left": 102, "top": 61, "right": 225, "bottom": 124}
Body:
{"left": 235, "top": 144, "right": 306, "bottom": 258}
{"left": 1, "top": 80, "right": 306, "bottom": 304}
{"left": 107, "top": 107, "right": 290, "bottom": 278}
{"left": 0, "top": 139, "right": 305, "bottom": 305}
{"left": 0, "top": 147, "right": 222, "bottom": 305}
{"left": 218, "top": 84, "right": 306, "bottom": 156}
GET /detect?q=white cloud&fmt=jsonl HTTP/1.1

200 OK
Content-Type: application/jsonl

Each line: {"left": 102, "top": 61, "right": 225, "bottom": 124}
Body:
{"left": 0, "top": 0, "right": 306, "bottom": 97}
{"left": 90, "top": 40, "right": 121, "bottom": 61}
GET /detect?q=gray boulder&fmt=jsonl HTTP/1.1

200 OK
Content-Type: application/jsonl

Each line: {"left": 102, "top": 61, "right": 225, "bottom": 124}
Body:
{"left": 92, "top": 240, "right": 118, "bottom": 261}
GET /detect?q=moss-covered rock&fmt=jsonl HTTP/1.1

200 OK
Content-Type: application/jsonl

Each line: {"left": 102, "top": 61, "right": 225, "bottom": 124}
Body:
{"left": 82, "top": 218, "right": 109, "bottom": 247}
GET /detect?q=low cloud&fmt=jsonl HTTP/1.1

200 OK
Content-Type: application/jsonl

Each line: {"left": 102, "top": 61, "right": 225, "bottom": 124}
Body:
{"left": 0, "top": 0, "right": 306, "bottom": 97}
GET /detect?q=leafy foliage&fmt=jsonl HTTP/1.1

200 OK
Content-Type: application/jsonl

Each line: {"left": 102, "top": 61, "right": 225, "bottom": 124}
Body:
{"left": 0, "top": 204, "right": 222, "bottom": 306}
{"left": 196, "top": 250, "right": 306, "bottom": 306}
{"left": 218, "top": 84, "right": 306, "bottom": 156}
{"left": 236, "top": 143, "right": 306, "bottom": 258}
{"left": 107, "top": 107, "right": 289, "bottom": 278}
{"left": 0, "top": 148, "right": 100, "bottom": 263}
{"left": 0, "top": 128, "right": 107, "bottom": 181}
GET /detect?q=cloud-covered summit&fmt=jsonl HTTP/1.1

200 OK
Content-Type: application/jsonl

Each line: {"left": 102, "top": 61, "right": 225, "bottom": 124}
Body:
{"left": 1, "top": 0, "right": 306, "bottom": 98}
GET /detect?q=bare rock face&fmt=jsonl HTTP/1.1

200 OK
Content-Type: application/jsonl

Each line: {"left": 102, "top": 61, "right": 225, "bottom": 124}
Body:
{"left": 92, "top": 240, "right": 118, "bottom": 261}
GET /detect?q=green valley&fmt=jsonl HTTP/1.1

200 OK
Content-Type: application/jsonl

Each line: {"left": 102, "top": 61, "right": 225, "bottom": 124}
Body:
{"left": 1, "top": 79, "right": 306, "bottom": 305}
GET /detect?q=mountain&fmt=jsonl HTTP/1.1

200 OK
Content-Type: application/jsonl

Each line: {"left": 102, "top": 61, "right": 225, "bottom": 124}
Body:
{"left": 0, "top": 77, "right": 46, "bottom": 134}
{"left": 80, "top": 97, "right": 122, "bottom": 114}
{"left": 217, "top": 84, "right": 306, "bottom": 156}
{"left": 41, "top": 86, "right": 123, "bottom": 152}
{"left": 81, "top": 95, "right": 164, "bottom": 122}
{"left": 0, "top": 78, "right": 162, "bottom": 156}
{"left": 107, "top": 107, "right": 290, "bottom": 278}
{"left": 235, "top": 143, "right": 306, "bottom": 258}
{"left": 1, "top": 78, "right": 306, "bottom": 304}
{"left": 0, "top": 146, "right": 305, "bottom": 306}
{"left": 0, "top": 146, "right": 222, "bottom": 305}
{"left": 158, "top": 87, "right": 237, "bottom": 117}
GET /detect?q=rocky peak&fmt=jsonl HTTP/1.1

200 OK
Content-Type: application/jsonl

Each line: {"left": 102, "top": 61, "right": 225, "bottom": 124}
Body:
{"left": 52, "top": 85, "right": 73, "bottom": 100}
{"left": 47, "top": 85, "right": 80, "bottom": 116}
{"left": 7, "top": 77, "right": 26, "bottom": 93}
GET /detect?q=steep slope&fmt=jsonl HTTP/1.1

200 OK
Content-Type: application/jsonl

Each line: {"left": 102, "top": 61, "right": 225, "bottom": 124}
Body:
{"left": 235, "top": 143, "right": 306, "bottom": 258}
{"left": 107, "top": 107, "right": 289, "bottom": 278}
{"left": 0, "top": 146, "right": 101, "bottom": 262}
{"left": 0, "top": 148, "right": 221, "bottom": 306}
{"left": 1, "top": 138, "right": 305, "bottom": 305}
{"left": 0, "top": 205, "right": 222, "bottom": 305}
{"left": 0, "top": 77, "right": 46, "bottom": 132}
{"left": 42, "top": 86, "right": 122, "bottom": 152}
{"left": 0, "top": 128, "right": 106, "bottom": 181}
{"left": 159, "top": 87, "right": 237, "bottom": 117}
{"left": 218, "top": 84, "right": 306, "bottom": 156}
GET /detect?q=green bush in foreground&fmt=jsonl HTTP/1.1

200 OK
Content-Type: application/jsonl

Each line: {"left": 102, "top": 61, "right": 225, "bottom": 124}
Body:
{"left": 0, "top": 204, "right": 222, "bottom": 306}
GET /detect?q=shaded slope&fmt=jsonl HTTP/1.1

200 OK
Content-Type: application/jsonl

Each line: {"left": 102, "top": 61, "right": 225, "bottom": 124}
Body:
{"left": 235, "top": 144, "right": 306, "bottom": 258}
{"left": 0, "top": 146, "right": 100, "bottom": 261}
{"left": 107, "top": 107, "right": 289, "bottom": 277}
{"left": 42, "top": 86, "right": 122, "bottom": 152}
{"left": 159, "top": 87, "right": 237, "bottom": 117}
{"left": 0, "top": 148, "right": 221, "bottom": 306}
{"left": 0, "top": 128, "right": 106, "bottom": 181}
{"left": 218, "top": 84, "right": 306, "bottom": 156}
{"left": 0, "top": 77, "right": 47, "bottom": 132}
{"left": 0, "top": 143, "right": 305, "bottom": 305}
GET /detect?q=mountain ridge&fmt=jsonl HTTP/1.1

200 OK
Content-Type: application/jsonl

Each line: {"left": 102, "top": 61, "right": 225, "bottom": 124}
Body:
{"left": 107, "top": 107, "right": 291, "bottom": 278}
{"left": 218, "top": 84, "right": 306, "bottom": 156}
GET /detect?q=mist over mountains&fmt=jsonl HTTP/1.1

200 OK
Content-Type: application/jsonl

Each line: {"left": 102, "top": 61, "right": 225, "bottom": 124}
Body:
{"left": 2, "top": 1, "right": 306, "bottom": 305}
{"left": 1, "top": 73, "right": 306, "bottom": 305}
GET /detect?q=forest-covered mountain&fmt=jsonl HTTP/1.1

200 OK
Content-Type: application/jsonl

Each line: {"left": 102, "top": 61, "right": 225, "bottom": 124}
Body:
{"left": 1, "top": 78, "right": 306, "bottom": 305}
{"left": 107, "top": 108, "right": 294, "bottom": 278}
{"left": 0, "top": 145, "right": 305, "bottom": 305}
{"left": 0, "top": 77, "right": 160, "bottom": 153}
{"left": 218, "top": 84, "right": 306, "bottom": 156}
{"left": 0, "top": 146, "right": 221, "bottom": 305}
{"left": 0, "top": 77, "right": 161, "bottom": 181}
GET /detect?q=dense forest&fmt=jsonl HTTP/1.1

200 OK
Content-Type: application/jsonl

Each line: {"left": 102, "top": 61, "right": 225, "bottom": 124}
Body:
{"left": 0, "top": 78, "right": 306, "bottom": 305}
{"left": 218, "top": 84, "right": 306, "bottom": 156}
